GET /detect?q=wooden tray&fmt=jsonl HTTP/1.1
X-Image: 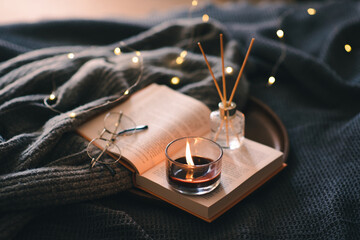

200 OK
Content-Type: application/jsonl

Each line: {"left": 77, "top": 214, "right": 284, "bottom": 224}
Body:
{"left": 243, "top": 96, "right": 289, "bottom": 160}
{"left": 127, "top": 96, "right": 289, "bottom": 199}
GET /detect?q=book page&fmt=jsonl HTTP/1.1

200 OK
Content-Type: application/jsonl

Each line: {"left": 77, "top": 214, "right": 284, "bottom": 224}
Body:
{"left": 136, "top": 138, "right": 283, "bottom": 218}
{"left": 78, "top": 84, "right": 211, "bottom": 175}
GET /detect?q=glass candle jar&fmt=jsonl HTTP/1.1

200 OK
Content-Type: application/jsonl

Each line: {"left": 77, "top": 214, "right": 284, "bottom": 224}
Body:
{"left": 165, "top": 137, "right": 223, "bottom": 195}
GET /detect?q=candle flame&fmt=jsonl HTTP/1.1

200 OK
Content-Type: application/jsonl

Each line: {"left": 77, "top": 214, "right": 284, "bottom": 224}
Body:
{"left": 185, "top": 141, "right": 195, "bottom": 166}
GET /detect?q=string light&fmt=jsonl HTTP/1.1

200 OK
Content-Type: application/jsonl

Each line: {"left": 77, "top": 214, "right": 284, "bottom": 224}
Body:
{"left": 180, "top": 50, "right": 188, "bottom": 58}
{"left": 69, "top": 112, "right": 77, "bottom": 118}
{"left": 276, "top": 30, "right": 284, "bottom": 39}
{"left": 176, "top": 56, "right": 184, "bottom": 65}
{"left": 114, "top": 47, "right": 121, "bottom": 55}
{"left": 175, "top": 50, "right": 188, "bottom": 65}
{"left": 307, "top": 8, "right": 316, "bottom": 15}
{"left": 171, "top": 77, "right": 180, "bottom": 85}
{"left": 44, "top": 42, "right": 144, "bottom": 118}
{"left": 266, "top": 8, "right": 294, "bottom": 87}
{"left": 268, "top": 76, "right": 276, "bottom": 86}
{"left": 225, "top": 67, "right": 233, "bottom": 74}
{"left": 67, "top": 53, "right": 75, "bottom": 59}
{"left": 49, "top": 93, "right": 56, "bottom": 101}
{"left": 132, "top": 56, "right": 139, "bottom": 63}
{"left": 47, "top": 2, "right": 350, "bottom": 118}
{"left": 345, "top": 44, "right": 352, "bottom": 52}
{"left": 202, "top": 14, "right": 209, "bottom": 22}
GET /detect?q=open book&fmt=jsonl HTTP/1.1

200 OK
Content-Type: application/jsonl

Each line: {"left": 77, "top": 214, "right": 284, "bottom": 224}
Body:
{"left": 78, "top": 84, "right": 285, "bottom": 222}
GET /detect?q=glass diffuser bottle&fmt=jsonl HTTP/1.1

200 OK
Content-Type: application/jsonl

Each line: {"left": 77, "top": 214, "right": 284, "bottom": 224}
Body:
{"left": 210, "top": 101, "right": 244, "bottom": 149}
{"left": 198, "top": 34, "right": 254, "bottom": 150}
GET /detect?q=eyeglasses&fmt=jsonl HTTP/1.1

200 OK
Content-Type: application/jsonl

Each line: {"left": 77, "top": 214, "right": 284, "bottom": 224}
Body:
{"left": 87, "top": 111, "right": 148, "bottom": 168}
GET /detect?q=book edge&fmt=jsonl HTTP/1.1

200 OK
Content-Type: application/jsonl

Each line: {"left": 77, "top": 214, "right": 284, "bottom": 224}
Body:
{"left": 133, "top": 163, "right": 287, "bottom": 222}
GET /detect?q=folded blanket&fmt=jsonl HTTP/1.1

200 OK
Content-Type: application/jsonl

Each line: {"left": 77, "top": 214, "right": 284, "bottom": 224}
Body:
{"left": 0, "top": 19, "right": 248, "bottom": 239}
{"left": 0, "top": 1, "right": 359, "bottom": 240}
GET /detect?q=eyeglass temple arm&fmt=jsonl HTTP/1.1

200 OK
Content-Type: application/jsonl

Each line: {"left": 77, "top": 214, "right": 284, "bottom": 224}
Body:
{"left": 91, "top": 125, "right": 148, "bottom": 168}
{"left": 117, "top": 125, "right": 148, "bottom": 135}
{"left": 91, "top": 144, "right": 109, "bottom": 168}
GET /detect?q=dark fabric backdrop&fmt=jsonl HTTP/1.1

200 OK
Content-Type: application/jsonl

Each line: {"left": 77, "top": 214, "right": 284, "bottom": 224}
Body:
{"left": 1, "top": 1, "right": 359, "bottom": 239}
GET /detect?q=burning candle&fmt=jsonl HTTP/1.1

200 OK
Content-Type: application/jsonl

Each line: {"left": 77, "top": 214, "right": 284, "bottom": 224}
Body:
{"left": 165, "top": 137, "right": 223, "bottom": 195}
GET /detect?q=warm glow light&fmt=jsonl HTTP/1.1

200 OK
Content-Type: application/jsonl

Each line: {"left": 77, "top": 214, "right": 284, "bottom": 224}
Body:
{"left": 67, "top": 53, "right": 75, "bottom": 59}
{"left": 277, "top": 30, "right": 284, "bottom": 39}
{"left": 124, "top": 89, "right": 129, "bottom": 95}
{"left": 180, "top": 50, "right": 188, "bottom": 58}
{"left": 132, "top": 56, "right": 139, "bottom": 63}
{"left": 171, "top": 76, "right": 180, "bottom": 85}
{"left": 136, "top": 51, "right": 141, "bottom": 56}
{"left": 225, "top": 67, "right": 233, "bottom": 74}
{"left": 185, "top": 141, "right": 195, "bottom": 166}
{"left": 202, "top": 14, "right": 209, "bottom": 22}
{"left": 268, "top": 76, "right": 276, "bottom": 85}
{"left": 49, "top": 93, "right": 56, "bottom": 101}
{"left": 176, "top": 56, "right": 184, "bottom": 65}
{"left": 307, "top": 8, "right": 316, "bottom": 15}
{"left": 114, "top": 47, "right": 121, "bottom": 55}
{"left": 192, "top": 0, "right": 198, "bottom": 6}
{"left": 69, "top": 112, "right": 76, "bottom": 118}
{"left": 345, "top": 44, "right": 352, "bottom": 52}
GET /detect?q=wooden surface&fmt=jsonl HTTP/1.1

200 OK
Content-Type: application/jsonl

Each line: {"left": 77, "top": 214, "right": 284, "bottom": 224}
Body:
{"left": 0, "top": 0, "right": 291, "bottom": 25}
{"left": 0, "top": 0, "right": 212, "bottom": 24}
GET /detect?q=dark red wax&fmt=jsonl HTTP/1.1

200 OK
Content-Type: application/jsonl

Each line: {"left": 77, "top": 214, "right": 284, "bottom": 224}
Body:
{"left": 168, "top": 156, "right": 220, "bottom": 188}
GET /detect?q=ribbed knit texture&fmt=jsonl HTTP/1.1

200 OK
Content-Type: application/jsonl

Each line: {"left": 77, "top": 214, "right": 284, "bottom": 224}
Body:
{"left": 1, "top": 1, "right": 359, "bottom": 240}
{"left": 0, "top": 18, "right": 248, "bottom": 240}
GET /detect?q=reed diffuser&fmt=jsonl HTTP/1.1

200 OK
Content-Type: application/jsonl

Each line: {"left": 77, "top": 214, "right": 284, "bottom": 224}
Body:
{"left": 198, "top": 35, "right": 254, "bottom": 149}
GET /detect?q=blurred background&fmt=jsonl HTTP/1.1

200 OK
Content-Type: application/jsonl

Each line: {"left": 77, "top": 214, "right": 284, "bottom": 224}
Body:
{"left": 0, "top": 0, "right": 295, "bottom": 24}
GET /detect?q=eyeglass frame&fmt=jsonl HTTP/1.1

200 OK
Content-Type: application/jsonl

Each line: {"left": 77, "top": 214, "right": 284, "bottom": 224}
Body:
{"left": 87, "top": 111, "right": 148, "bottom": 168}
